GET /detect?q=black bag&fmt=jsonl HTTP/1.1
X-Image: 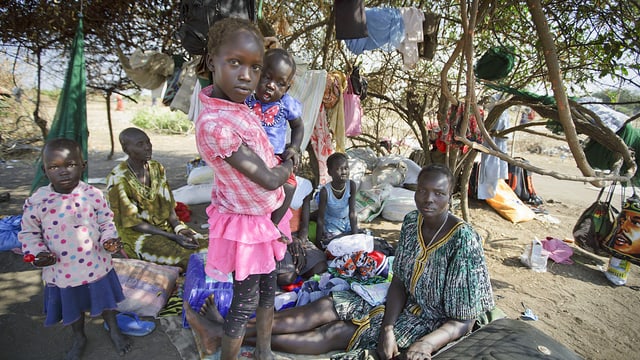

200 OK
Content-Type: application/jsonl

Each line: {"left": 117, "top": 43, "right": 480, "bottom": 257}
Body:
{"left": 602, "top": 193, "right": 640, "bottom": 265}
{"left": 508, "top": 158, "right": 543, "bottom": 205}
{"left": 468, "top": 161, "right": 481, "bottom": 200}
{"left": 572, "top": 185, "right": 617, "bottom": 256}
{"left": 176, "top": 0, "right": 255, "bottom": 55}
{"left": 349, "top": 65, "right": 368, "bottom": 101}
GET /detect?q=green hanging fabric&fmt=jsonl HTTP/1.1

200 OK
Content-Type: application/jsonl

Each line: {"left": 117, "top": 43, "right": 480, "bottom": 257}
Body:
{"left": 483, "top": 82, "right": 556, "bottom": 106}
{"left": 474, "top": 46, "right": 516, "bottom": 81}
{"left": 31, "top": 15, "right": 88, "bottom": 194}
{"left": 584, "top": 123, "right": 640, "bottom": 187}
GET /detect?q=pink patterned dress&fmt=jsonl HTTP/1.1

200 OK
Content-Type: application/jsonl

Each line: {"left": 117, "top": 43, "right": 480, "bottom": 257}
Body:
{"left": 196, "top": 85, "right": 291, "bottom": 281}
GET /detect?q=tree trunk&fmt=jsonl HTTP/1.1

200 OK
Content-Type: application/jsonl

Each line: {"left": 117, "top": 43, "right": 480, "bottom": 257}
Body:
{"left": 525, "top": 0, "right": 597, "bottom": 181}
{"left": 106, "top": 91, "right": 115, "bottom": 160}
{"left": 34, "top": 49, "right": 48, "bottom": 139}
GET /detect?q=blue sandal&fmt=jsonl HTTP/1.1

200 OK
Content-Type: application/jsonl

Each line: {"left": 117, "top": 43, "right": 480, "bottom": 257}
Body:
{"left": 104, "top": 312, "right": 156, "bottom": 336}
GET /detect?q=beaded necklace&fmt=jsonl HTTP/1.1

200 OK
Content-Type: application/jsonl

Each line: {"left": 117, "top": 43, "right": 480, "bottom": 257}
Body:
{"left": 127, "top": 160, "right": 148, "bottom": 186}
{"left": 330, "top": 182, "right": 346, "bottom": 193}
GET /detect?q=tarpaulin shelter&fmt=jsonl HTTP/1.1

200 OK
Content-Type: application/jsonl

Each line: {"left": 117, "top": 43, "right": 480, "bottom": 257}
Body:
{"left": 31, "top": 15, "right": 88, "bottom": 193}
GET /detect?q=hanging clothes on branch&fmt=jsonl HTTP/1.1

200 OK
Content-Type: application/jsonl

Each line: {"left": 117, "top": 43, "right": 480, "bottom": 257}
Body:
{"left": 334, "top": 0, "right": 368, "bottom": 39}
{"left": 420, "top": 12, "right": 441, "bottom": 60}
{"left": 117, "top": 48, "right": 174, "bottom": 90}
{"left": 397, "top": 7, "right": 425, "bottom": 70}
{"left": 288, "top": 67, "right": 327, "bottom": 151}
{"left": 344, "top": 7, "right": 404, "bottom": 55}
{"left": 344, "top": 75, "right": 363, "bottom": 137}
{"left": 310, "top": 107, "right": 334, "bottom": 185}
{"left": 477, "top": 97, "right": 510, "bottom": 200}
{"left": 323, "top": 71, "right": 348, "bottom": 152}
{"left": 436, "top": 103, "right": 484, "bottom": 154}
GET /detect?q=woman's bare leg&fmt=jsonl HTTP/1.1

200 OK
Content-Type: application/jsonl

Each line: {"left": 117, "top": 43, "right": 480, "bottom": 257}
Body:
{"left": 244, "top": 295, "right": 340, "bottom": 338}
{"left": 187, "top": 294, "right": 344, "bottom": 355}
{"left": 245, "top": 319, "right": 357, "bottom": 354}
{"left": 184, "top": 301, "right": 224, "bottom": 355}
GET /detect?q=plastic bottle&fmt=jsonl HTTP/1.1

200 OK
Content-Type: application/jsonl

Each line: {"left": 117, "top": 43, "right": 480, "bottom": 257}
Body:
{"left": 604, "top": 256, "right": 630, "bottom": 286}
{"left": 529, "top": 238, "right": 548, "bottom": 272}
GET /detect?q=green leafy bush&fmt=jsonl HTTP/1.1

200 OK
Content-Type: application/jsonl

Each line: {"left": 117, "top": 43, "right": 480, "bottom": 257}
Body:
{"left": 131, "top": 107, "right": 193, "bottom": 134}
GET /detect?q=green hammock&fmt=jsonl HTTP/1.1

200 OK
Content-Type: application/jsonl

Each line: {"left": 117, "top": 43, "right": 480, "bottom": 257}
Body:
{"left": 584, "top": 123, "right": 640, "bottom": 186}
{"left": 475, "top": 46, "right": 555, "bottom": 105}
{"left": 31, "top": 16, "right": 88, "bottom": 193}
{"left": 474, "top": 46, "right": 517, "bottom": 81}
{"left": 483, "top": 82, "right": 556, "bottom": 106}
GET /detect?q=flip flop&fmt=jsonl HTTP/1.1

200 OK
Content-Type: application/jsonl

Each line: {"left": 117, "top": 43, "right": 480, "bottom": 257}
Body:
{"left": 521, "top": 308, "right": 539, "bottom": 321}
{"left": 104, "top": 312, "right": 156, "bottom": 336}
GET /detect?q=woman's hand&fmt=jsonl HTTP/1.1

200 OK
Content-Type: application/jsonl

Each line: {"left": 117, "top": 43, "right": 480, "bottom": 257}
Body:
{"left": 377, "top": 326, "right": 400, "bottom": 360}
{"left": 405, "top": 339, "right": 435, "bottom": 360}
{"left": 33, "top": 251, "right": 56, "bottom": 267}
{"left": 173, "top": 230, "right": 200, "bottom": 249}
{"left": 103, "top": 237, "right": 124, "bottom": 253}
{"left": 288, "top": 238, "right": 306, "bottom": 274}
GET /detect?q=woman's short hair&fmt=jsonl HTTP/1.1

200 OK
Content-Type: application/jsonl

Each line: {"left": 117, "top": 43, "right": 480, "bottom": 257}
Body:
{"left": 418, "top": 164, "right": 455, "bottom": 192}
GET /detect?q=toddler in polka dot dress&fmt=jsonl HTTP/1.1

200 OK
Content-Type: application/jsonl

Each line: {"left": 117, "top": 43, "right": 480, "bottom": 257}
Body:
{"left": 19, "top": 138, "right": 132, "bottom": 359}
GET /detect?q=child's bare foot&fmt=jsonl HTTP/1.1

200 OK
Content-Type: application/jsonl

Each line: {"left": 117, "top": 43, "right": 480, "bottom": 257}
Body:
{"left": 109, "top": 330, "right": 132, "bottom": 356}
{"left": 65, "top": 334, "right": 87, "bottom": 360}
{"left": 254, "top": 347, "right": 276, "bottom": 360}
{"left": 185, "top": 301, "right": 223, "bottom": 355}
{"left": 199, "top": 294, "right": 225, "bottom": 324}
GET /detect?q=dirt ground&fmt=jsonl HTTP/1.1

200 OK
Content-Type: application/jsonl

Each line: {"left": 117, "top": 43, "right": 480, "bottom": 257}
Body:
{"left": 1, "top": 99, "right": 639, "bottom": 360}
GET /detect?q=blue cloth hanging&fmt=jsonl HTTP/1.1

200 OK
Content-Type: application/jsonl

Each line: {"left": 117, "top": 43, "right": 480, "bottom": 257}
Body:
{"left": 344, "top": 7, "right": 405, "bottom": 55}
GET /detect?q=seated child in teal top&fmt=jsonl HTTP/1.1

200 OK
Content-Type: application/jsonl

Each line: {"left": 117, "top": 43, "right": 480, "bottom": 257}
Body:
{"left": 316, "top": 152, "right": 359, "bottom": 248}
{"left": 245, "top": 47, "right": 304, "bottom": 225}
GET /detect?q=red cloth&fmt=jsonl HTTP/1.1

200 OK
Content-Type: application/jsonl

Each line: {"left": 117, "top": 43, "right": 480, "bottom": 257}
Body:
{"left": 175, "top": 202, "right": 191, "bottom": 223}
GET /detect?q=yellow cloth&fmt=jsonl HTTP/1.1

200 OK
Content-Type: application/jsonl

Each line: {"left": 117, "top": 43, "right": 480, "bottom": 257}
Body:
{"left": 325, "top": 71, "right": 347, "bottom": 152}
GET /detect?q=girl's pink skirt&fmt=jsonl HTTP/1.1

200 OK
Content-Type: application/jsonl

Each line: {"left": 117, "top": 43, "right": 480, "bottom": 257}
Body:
{"left": 205, "top": 205, "right": 292, "bottom": 281}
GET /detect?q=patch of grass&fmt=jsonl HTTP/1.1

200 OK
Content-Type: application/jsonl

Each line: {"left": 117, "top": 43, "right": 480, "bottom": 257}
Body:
{"left": 131, "top": 107, "right": 194, "bottom": 134}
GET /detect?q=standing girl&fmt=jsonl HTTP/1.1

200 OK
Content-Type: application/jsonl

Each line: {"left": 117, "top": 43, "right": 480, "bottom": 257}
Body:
{"left": 316, "top": 152, "right": 358, "bottom": 246}
{"left": 193, "top": 18, "right": 294, "bottom": 360}
{"left": 19, "top": 138, "right": 131, "bottom": 359}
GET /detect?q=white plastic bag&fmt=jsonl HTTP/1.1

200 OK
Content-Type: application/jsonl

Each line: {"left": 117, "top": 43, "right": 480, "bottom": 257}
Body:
{"left": 187, "top": 166, "right": 214, "bottom": 185}
{"left": 355, "top": 184, "right": 393, "bottom": 222}
{"left": 172, "top": 183, "right": 213, "bottom": 205}
{"left": 372, "top": 162, "right": 407, "bottom": 187}
{"left": 519, "top": 238, "right": 548, "bottom": 272}
{"left": 326, "top": 233, "right": 374, "bottom": 258}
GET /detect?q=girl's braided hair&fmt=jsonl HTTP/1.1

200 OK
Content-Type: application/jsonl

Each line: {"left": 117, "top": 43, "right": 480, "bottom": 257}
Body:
{"left": 207, "top": 17, "right": 263, "bottom": 56}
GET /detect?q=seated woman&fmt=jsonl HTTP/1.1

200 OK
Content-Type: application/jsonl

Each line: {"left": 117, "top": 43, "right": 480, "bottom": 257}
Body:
{"left": 276, "top": 176, "right": 327, "bottom": 286}
{"left": 186, "top": 164, "right": 495, "bottom": 359}
{"left": 106, "top": 127, "right": 207, "bottom": 270}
